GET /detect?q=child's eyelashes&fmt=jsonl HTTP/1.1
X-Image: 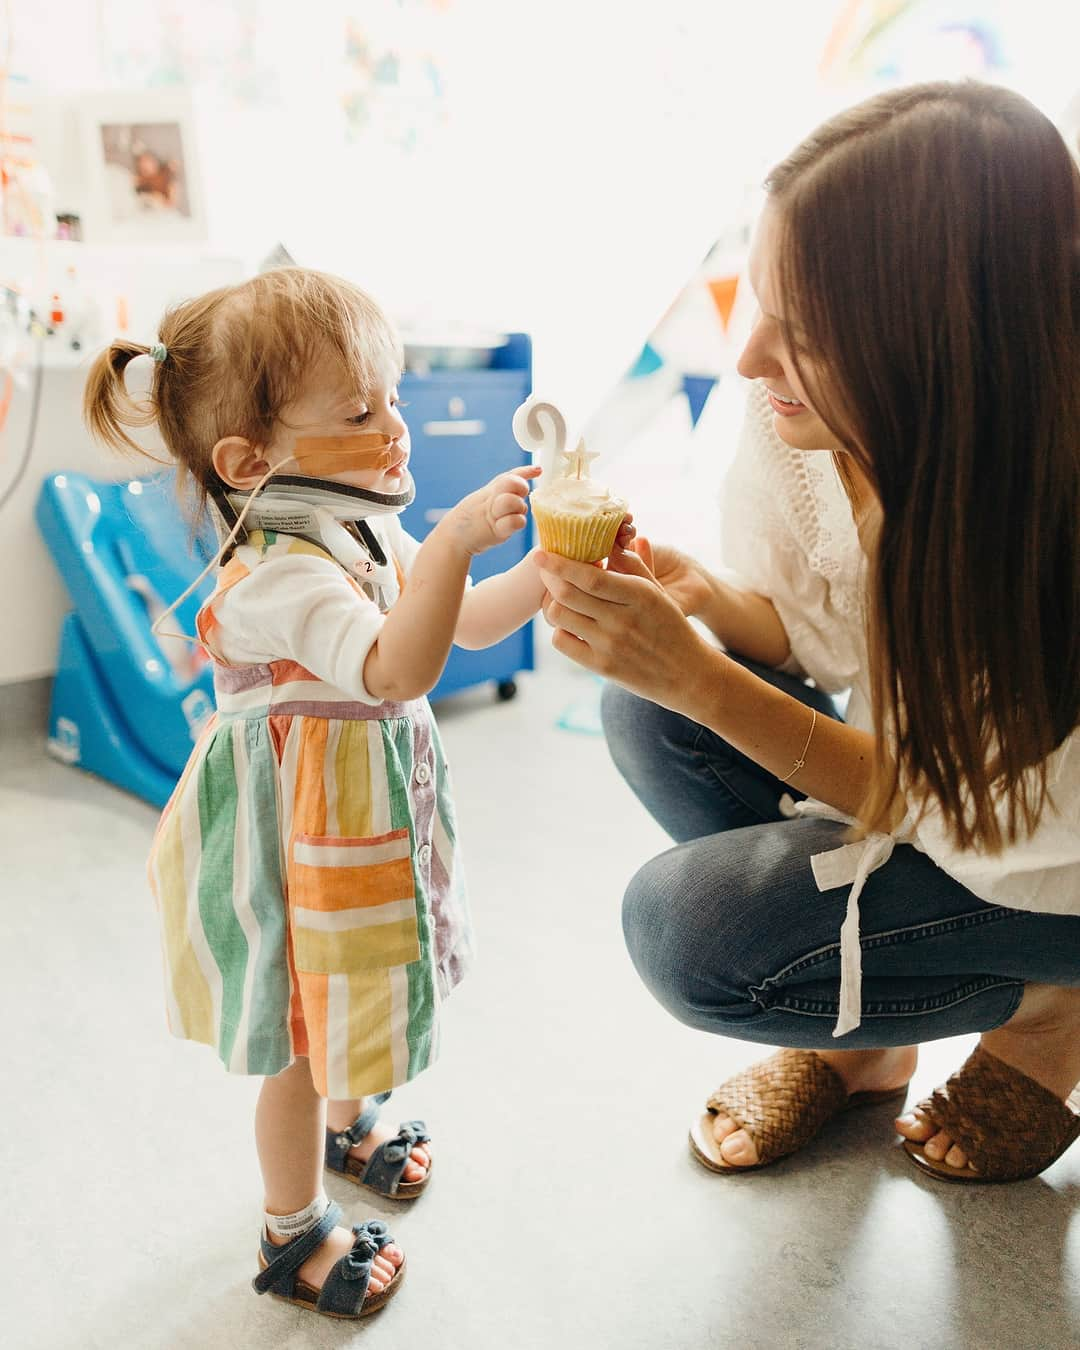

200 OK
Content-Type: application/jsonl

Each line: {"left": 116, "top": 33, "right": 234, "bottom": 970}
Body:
{"left": 345, "top": 400, "right": 408, "bottom": 427}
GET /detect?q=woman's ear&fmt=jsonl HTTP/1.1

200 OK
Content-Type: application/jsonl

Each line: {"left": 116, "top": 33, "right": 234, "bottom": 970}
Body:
{"left": 211, "top": 436, "right": 272, "bottom": 489}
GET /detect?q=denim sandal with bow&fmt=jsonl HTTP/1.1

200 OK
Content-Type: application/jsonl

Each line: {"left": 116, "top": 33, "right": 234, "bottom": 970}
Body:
{"left": 252, "top": 1199, "right": 404, "bottom": 1319}
{"left": 325, "top": 1091, "right": 432, "bottom": 1198}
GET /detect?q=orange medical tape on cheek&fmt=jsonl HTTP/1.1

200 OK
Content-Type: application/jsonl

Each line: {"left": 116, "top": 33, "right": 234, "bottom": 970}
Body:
{"left": 293, "top": 433, "right": 394, "bottom": 475}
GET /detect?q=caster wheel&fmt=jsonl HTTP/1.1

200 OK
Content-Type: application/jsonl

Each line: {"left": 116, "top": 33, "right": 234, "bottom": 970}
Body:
{"left": 496, "top": 680, "right": 518, "bottom": 702}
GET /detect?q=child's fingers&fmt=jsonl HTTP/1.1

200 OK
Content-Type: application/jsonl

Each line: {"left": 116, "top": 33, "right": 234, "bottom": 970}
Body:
{"left": 493, "top": 513, "right": 526, "bottom": 540}
{"left": 491, "top": 491, "right": 530, "bottom": 518}
{"left": 492, "top": 466, "right": 542, "bottom": 495}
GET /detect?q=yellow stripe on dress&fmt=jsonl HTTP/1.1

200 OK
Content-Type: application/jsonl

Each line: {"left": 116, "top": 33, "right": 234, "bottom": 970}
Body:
{"left": 334, "top": 719, "right": 373, "bottom": 839}
{"left": 153, "top": 804, "right": 213, "bottom": 1042}
{"left": 293, "top": 922, "right": 421, "bottom": 972}
{"left": 343, "top": 968, "right": 397, "bottom": 1096}
{"left": 181, "top": 768, "right": 225, "bottom": 1045}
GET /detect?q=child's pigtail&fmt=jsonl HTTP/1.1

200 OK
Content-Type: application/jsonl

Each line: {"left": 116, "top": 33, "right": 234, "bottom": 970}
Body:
{"left": 83, "top": 340, "right": 164, "bottom": 461}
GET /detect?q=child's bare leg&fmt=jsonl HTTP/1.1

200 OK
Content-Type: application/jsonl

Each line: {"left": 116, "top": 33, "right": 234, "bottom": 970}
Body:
{"left": 326, "top": 1095, "right": 432, "bottom": 1182}
{"left": 257, "top": 1058, "right": 403, "bottom": 1294}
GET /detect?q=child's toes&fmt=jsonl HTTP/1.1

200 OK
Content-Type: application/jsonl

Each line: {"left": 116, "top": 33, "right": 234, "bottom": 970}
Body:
{"left": 372, "top": 1254, "right": 397, "bottom": 1284}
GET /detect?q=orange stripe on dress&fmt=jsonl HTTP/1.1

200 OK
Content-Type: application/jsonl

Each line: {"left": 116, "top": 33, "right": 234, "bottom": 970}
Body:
{"left": 290, "top": 856, "right": 415, "bottom": 911}
{"left": 271, "top": 660, "right": 322, "bottom": 686}
{"left": 196, "top": 557, "right": 250, "bottom": 659}
{"left": 289, "top": 718, "right": 330, "bottom": 841}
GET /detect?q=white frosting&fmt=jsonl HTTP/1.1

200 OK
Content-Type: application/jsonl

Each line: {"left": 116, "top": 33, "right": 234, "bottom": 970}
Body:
{"left": 533, "top": 474, "right": 625, "bottom": 516}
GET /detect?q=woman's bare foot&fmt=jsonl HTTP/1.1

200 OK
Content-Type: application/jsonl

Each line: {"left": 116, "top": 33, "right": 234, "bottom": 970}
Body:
{"left": 894, "top": 984, "right": 1080, "bottom": 1172}
{"left": 325, "top": 1097, "right": 432, "bottom": 1184}
{"left": 710, "top": 1045, "right": 918, "bottom": 1167}
{"left": 266, "top": 1219, "right": 403, "bottom": 1298}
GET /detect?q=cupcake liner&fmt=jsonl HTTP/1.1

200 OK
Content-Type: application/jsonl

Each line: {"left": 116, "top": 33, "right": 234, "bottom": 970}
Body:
{"left": 532, "top": 500, "right": 624, "bottom": 563}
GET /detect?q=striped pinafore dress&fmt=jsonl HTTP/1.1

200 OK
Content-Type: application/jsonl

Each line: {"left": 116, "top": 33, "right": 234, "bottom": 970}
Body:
{"left": 147, "top": 528, "right": 473, "bottom": 1098}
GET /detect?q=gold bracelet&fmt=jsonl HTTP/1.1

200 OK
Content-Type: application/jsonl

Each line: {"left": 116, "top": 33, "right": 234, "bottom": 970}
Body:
{"left": 778, "top": 708, "right": 817, "bottom": 783}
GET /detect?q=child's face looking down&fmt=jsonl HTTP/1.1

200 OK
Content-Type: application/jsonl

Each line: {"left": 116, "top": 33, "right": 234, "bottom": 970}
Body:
{"left": 276, "top": 362, "right": 410, "bottom": 490}
{"left": 212, "top": 360, "right": 410, "bottom": 492}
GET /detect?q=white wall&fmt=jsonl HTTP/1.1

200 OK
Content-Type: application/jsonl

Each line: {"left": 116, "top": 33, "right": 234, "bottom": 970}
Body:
{"left": 5, "top": 0, "right": 1080, "bottom": 686}
{"left": 0, "top": 245, "right": 243, "bottom": 683}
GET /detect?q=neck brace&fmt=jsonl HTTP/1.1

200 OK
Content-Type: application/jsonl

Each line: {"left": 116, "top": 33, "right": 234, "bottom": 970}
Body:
{"left": 221, "top": 472, "right": 415, "bottom": 583}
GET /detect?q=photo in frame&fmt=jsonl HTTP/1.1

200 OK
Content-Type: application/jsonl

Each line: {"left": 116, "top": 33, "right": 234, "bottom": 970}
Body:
{"left": 76, "top": 90, "right": 206, "bottom": 244}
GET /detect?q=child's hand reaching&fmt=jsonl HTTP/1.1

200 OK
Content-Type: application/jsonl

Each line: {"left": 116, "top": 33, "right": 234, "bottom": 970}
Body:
{"left": 445, "top": 465, "right": 543, "bottom": 556}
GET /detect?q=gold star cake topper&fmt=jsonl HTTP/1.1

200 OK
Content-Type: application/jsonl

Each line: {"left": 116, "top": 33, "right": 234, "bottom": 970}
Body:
{"left": 558, "top": 437, "right": 600, "bottom": 481}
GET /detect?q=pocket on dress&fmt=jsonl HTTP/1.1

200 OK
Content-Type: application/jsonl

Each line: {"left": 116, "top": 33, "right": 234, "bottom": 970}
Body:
{"left": 288, "top": 827, "right": 421, "bottom": 973}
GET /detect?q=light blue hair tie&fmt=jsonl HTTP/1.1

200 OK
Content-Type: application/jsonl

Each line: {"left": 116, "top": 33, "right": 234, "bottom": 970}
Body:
{"left": 149, "top": 342, "right": 168, "bottom": 363}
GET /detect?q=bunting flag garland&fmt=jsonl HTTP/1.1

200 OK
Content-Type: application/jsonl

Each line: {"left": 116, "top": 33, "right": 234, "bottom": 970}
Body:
{"left": 628, "top": 341, "right": 664, "bottom": 379}
{"left": 707, "top": 275, "right": 739, "bottom": 331}
{"left": 682, "top": 373, "right": 718, "bottom": 428}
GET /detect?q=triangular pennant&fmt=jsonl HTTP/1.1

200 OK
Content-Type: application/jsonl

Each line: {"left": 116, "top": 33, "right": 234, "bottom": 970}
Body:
{"left": 682, "top": 373, "right": 718, "bottom": 427}
{"left": 628, "top": 341, "right": 664, "bottom": 378}
{"left": 706, "top": 276, "right": 739, "bottom": 332}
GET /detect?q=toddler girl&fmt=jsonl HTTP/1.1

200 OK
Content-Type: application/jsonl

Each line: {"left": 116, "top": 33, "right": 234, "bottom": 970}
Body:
{"left": 84, "top": 268, "right": 622, "bottom": 1319}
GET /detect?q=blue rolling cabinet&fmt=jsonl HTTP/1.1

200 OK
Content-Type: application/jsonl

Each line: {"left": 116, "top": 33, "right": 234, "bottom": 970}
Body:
{"left": 401, "top": 332, "right": 534, "bottom": 702}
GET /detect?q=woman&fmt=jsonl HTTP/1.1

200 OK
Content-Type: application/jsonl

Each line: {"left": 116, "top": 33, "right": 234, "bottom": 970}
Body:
{"left": 534, "top": 80, "right": 1080, "bottom": 1182}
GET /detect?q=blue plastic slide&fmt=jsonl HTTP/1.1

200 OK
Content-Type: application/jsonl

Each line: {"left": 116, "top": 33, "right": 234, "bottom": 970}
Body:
{"left": 35, "top": 472, "right": 217, "bottom": 807}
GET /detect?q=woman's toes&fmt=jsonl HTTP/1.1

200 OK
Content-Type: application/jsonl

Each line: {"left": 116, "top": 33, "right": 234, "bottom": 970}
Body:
{"left": 895, "top": 1109, "right": 935, "bottom": 1141}
{"left": 943, "top": 1143, "right": 972, "bottom": 1170}
{"left": 923, "top": 1130, "right": 953, "bottom": 1161}
{"left": 719, "top": 1127, "right": 761, "bottom": 1167}
{"left": 709, "top": 1113, "right": 740, "bottom": 1144}
{"left": 410, "top": 1144, "right": 430, "bottom": 1167}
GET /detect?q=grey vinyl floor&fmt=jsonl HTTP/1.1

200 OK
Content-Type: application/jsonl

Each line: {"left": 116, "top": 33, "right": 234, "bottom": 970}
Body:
{"left": 2, "top": 654, "right": 1078, "bottom": 1350}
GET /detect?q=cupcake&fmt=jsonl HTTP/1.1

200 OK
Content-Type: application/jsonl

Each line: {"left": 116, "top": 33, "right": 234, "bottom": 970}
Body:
{"left": 529, "top": 438, "right": 627, "bottom": 563}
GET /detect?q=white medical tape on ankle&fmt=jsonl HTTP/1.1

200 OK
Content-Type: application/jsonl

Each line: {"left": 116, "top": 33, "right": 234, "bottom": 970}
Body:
{"left": 263, "top": 1191, "right": 330, "bottom": 1239}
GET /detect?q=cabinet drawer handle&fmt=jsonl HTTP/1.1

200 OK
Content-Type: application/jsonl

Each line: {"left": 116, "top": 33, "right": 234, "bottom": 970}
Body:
{"left": 422, "top": 419, "right": 487, "bottom": 437}
{"left": 424, "top": 508, "right": 452, "bottom": 524}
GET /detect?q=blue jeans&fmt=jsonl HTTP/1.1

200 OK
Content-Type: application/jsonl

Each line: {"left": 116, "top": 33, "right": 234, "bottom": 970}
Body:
{"left": 602, "top": 665, "right": 1080, "bottom": 1049}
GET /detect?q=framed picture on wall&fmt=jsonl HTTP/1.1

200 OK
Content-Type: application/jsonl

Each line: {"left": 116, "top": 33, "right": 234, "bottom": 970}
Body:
{"left": 77, "top": 90, "right": 206, "bottom": 244}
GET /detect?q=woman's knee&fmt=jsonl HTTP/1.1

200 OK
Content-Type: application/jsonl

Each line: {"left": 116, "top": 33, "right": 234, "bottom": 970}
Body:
{"left": 621, "top": 845, "right": 750, "bottom": 1026}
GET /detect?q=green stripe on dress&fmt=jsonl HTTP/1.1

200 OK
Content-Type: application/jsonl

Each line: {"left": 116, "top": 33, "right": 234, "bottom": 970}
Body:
{"left": 196, "top": 729, "right": 249, "bottom": 1065}
{"left": 241, "top": 719, "right": 294, "bottom": 1073}
{"left": 383, "top": 716, "right": 436, "bottom": 1077}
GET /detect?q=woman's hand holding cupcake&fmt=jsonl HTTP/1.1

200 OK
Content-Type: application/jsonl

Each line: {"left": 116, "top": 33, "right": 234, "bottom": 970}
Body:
{"left": 534, "top": 539, "right": 720, "bottom": 713}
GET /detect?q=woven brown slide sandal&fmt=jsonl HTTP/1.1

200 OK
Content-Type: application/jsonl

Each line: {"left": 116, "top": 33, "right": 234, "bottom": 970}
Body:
{"left": 902, "top": 1044, "right": 1080, "bottom": 1184}
{"left": 689, "top": 1048, "right": 910, "bottom": 1173}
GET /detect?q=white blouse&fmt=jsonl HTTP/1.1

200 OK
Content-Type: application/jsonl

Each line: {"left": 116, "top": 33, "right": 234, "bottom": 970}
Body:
{"left": 721, "top": 380, "right": 1080, "bottom": 1035}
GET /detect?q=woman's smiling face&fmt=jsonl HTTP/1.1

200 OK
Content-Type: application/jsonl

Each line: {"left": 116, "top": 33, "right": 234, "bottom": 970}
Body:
{"left": 736, "top": 201, "right": 839, "bottom": 453}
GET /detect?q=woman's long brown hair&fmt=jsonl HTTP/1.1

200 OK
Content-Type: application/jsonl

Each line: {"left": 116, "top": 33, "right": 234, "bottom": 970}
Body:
{"left": 767, "top": 81, "right": 1080, "bottom": 851}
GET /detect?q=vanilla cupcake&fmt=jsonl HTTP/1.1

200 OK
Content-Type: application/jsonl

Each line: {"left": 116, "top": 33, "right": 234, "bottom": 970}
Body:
{"left": 530, "top": 439, "right": 627, "bottom": 563}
